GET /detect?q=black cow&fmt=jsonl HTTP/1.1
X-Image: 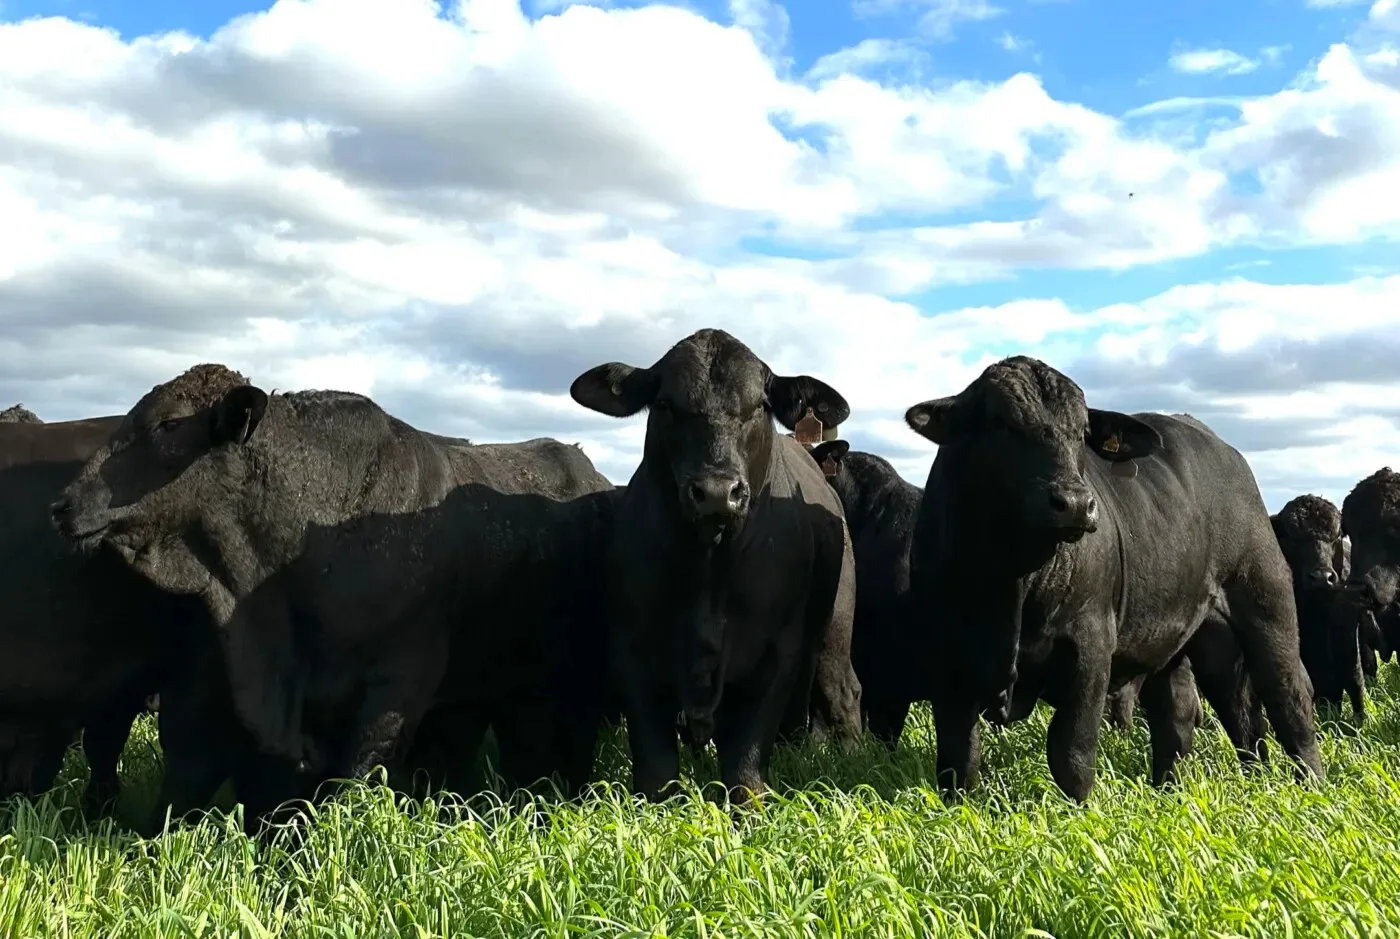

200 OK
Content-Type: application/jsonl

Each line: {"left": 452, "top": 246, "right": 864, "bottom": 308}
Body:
{"left": 53, "top": 364, "right": 616, "bottom": 816}
{"left": 903, "top": 356, "right": 1322, "bottom": 800}
{"left": 1343, "top": 468, "right": 1400, "bottom": 665}
{"left": 570, "top": 329, "right": 861, "bottom": 803}
{"left": 1271, "top": 495, "right": 1365, "bottom": 721}
{"left": 808, "top": 440, "right": 1189, "bottom": 742}
{"left": 805, "top": 442, "right": 927, "bottom": 747}
{"left": 0, "top": 416, "right": 279, "bottom": 832}
{"left": 0, "top": 416, "right": 217, "bottom": 819}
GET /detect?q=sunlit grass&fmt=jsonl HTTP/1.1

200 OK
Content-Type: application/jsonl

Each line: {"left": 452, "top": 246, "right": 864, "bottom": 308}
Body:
{"left": 5, "top": 668, "right": 1400, "bottom": 937}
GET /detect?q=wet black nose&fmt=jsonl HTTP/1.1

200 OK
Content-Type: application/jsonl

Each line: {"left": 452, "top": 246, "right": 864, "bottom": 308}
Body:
{"left": 685, "top": 476, "right": 749, "bottom": 518}
{"left": 1307, "top": 568, "right": 1338, "bottom": 587}
{"left": 1046, "top": 487, "right": 1098, "bottom": 531}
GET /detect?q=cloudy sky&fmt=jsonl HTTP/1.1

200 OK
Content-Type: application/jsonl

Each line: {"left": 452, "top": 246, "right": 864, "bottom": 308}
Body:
{"left": 1, "top": 0, "right": 1398, "bottom": 510}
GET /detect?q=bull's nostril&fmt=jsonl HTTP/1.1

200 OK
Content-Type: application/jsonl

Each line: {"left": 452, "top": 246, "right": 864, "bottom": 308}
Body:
{"left": 49, "top": 500, "right": 71, "bottom": 522}
{"left": 688, "top": 483, "right": 707, "bottom": 506}
{"left": 1048, "top": 492, "right": 1070, "bottom": 513}
{"left": 729, "top": 481, "right": 746, "bottom": 504}
{"left": 1083, "top": 496, "right": 1098, "bottom": 516}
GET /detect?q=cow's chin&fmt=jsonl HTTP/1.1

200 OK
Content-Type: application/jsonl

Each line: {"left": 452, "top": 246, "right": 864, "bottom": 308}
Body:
{"left": 690, "top": 514, "right": 745, "bottom": 545}
{"left": 1054, "top": 527, "right": 1090, "bottom": 544}
{"left": 69, "top": 528, "right": 109, "bottom": 556}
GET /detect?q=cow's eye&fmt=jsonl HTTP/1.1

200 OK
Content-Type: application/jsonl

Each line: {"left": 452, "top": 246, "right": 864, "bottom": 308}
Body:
{"left": 155, "top": 419, "right": 180, "bottom": 435}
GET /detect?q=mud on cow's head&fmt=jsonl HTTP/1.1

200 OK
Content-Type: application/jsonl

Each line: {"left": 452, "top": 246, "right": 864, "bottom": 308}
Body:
{"left": 1342, "top": 467, "right": 1400, "bottom": 612}
{"left": 1272, "top": 495, "right": 1346, "bottom": 591}
{"left": 50, "top": 364, "right": 269, "bottom": 590}
{"left": 903, "top": 356, "right": 1162, "bottom": 543}
{"left": 570, "top": 329, "right": 849, "bottom": 538}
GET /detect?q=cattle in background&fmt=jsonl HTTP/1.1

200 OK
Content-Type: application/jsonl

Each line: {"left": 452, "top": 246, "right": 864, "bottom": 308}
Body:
{"left": 1099, "top": 665, "right": 1206, "bottom": 733}
{"left": 0, "top": 414, "right": 148, "bottom": 813}
{"left": 806, "top": 441, "right": 926, "bottom": 747}
{"left": 53, "top": 364, "right": 616, "bottom": 822}
{"left": 903, "top": 356, "right": 1322, "bottom": 801}
{"left": 1271, "top": 494, "right": 1366, "bottom": 722}
{"left": 0, "top": 404, "right": 42, "bottom": 424}
{"left": 0, "top": 415, "right": 243, "bottom": 824}
{"left": 570, "top": 329, "right": 861, "bottom": 803}
{"left": 1343, "top": 468, "right": 1400, "bottom": 668}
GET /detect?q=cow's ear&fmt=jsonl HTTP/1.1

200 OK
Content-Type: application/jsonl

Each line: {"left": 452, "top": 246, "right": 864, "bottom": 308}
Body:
{"left": 212, "top": 385, "right": 268, "bottom": 446}
{"left": 810, "top": 440, "right": 850, "bottom": 469}
{"left": 1086, "top": 409, "right": 1161, "bottom": 462}
{"left": 904, "top": 396, "right": 964, "bottom": 445}
{"left": 570, "top": 363, "right": 654, "bottom": 418}
{"left": 768, "top": 374, "right": 850, "bottom": 431}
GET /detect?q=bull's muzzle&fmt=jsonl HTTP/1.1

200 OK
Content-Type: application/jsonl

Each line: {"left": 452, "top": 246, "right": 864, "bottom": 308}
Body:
{"left": 680, "top": 474, "right": 749, "bottom": 521}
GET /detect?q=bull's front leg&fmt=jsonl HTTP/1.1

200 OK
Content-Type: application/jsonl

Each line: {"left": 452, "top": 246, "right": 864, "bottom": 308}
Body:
{"left": 932, "top": 689, "right": 982, "bottom": 798}
{"left": 81, "top": 692, "right": 146, "bottom": 819}
{"left": 1045, "top": 635, "right": 1110, "bottom": 802}
{"left": 343, "top": 635, "right": 449, "bottom": 786}
{"left": 146, "top": 652, "right": 246, "bottom": 835}
{"left": 714, "top": 635, "right": 804, "bottom": 805}
{"left": 618, "top": 648, "right": 682, "bottom": 802}
{"left": 1343, "top": 639, "right": 1367, "bottom": 726}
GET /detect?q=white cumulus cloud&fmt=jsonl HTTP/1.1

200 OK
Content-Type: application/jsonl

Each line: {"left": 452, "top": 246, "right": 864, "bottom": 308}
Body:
{"left": 0, "top": 0, "right": 1398, "bottom": 510}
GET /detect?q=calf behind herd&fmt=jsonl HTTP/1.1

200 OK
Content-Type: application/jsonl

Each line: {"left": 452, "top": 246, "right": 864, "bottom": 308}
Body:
{"left": 2, "top": 328, "right": 1397, "bottom": 837}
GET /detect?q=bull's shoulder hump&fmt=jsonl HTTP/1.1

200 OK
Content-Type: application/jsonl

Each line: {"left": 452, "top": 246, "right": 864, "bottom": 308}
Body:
{"left": 772, "top": 435, "right": 843, "bottom": 510}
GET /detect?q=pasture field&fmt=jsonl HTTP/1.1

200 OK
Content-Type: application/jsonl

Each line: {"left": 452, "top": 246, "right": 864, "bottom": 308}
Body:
{"left": 5, "top": 675, "right": 1400, "bottom": 939}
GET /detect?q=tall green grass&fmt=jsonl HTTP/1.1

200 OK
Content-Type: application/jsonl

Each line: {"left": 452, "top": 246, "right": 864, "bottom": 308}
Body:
{"left": 5, "top": 668, "right": 1400, "bottom": 938}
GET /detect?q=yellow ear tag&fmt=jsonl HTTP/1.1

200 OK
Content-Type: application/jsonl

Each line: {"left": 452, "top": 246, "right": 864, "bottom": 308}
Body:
{"left": 1102, "top": 433, "right": 1120, "bottom": 454}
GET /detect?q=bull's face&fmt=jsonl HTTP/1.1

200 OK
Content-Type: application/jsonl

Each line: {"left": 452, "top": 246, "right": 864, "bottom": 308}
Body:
{"left": 570, "top": 328, "right": 849, "bottom": 541}
{"left": 50, "top": 364, "right": 268, "bottom": 588}
{"left": 1343, "top": 468, "right": 1400, "bottom": 611}
{"left": 903, "top": 356, "right": 1161, "bottom": 543}
{"left": 1271, "top": 495, "right": 1344, "bottom": 591}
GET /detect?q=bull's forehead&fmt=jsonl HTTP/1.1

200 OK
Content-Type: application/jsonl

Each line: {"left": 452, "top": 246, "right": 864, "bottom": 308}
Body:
{"left": 977, "top": 358, "right": 1086, "bottom": 437}
{"left": 1279, "top": 496, "right": 1341, "bottom": 538}
{"left": 1344, "top": 470, "right": 1400, "bottom": 530}
{"left": 121, "top": 363, "right": 251, "bottom": 433}
{"left": 655, "top": 335, "right": 767, "bottom": 414}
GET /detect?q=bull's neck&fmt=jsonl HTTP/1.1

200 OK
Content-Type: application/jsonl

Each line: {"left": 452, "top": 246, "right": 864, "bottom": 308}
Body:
{"left": 925, "top": 464, "right": 1061, "bottom": 710}
{"left": 250, "top": 402, "right": 395, "bottom": 527}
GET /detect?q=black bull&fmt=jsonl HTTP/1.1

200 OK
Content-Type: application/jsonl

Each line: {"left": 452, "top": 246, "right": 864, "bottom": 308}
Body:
{"left": 53, "top": 366, "right": 618, "bottom": 820}
{"left": 905, "top": 357, "right": 1322, "bottom": 801}
{"left": 0, "top": 417, "right": 193, "bottom": 814}
{"left": 571, "top": 328, "right": 861, "bottom": 803}
{"left": 0, "top": 416, "right": 280, "bottom": 831}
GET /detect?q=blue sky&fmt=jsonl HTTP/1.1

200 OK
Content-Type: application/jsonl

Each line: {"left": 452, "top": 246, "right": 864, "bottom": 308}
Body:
{"left": 0, "top": 0, "right": 1398, "bottom": 509}
{"left": 2, "top": 0, "right": 1373, "bottom": 109}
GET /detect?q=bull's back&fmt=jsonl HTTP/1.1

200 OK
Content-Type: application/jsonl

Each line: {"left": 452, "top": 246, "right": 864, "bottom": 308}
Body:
{"left": 448, "top": 438, "right": 611, "bottom": 500}
{"left": 1091, "top": 413, "right": 1265, "bottom": 549}
{"left": 0, "top": 417, "right": 121, "bottom": 471}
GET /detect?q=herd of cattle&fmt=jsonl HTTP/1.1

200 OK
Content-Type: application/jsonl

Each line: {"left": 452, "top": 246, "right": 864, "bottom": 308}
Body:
{"left": 2, "top": 328, "right": 1398, "bottom": 837}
